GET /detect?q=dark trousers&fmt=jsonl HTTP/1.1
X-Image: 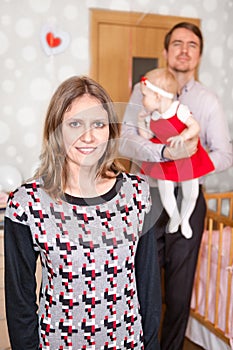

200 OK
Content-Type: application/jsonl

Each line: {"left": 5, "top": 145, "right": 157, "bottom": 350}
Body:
{"left": 150, "top": 186, "right": 206, "bottom": 350}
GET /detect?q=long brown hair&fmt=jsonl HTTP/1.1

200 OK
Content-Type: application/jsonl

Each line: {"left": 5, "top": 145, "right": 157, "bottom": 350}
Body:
{"left": 34, "top": 76, "right": 124, "bottom": 199}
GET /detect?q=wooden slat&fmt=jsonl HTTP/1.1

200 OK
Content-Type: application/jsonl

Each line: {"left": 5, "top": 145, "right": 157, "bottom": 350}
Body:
{"left": 214, "top": 223, "right": 223, "bottom": 326}
{"left": 194, "top": 241, "right": 202, "bottom": 312}
{"left": 225, "top": 227, "right": 233, "bottom": 334}
{"left": 204, "top": 218, "right": 212, "bottom": 320}
{"left": 191, "top": 191, "right": 233, "bottom": 345}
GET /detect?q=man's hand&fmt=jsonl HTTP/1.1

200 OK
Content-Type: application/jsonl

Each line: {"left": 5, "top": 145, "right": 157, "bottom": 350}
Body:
{"left": 163, "top": 136, "right": 198, "bottom": 160}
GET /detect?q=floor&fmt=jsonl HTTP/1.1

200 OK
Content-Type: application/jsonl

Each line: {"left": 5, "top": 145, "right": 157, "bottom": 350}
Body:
{"left": 183, "top": 337, "right": 204, "bottom": 350}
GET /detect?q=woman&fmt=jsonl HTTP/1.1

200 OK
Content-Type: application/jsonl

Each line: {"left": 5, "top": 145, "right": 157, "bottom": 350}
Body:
{"left": 4, "top": 76, "right": 161, "bottom": 349}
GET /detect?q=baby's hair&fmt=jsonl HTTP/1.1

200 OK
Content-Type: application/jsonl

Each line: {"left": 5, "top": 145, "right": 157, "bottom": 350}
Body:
{"left": 145, "top": 68, "right": 179, "bottom": 96}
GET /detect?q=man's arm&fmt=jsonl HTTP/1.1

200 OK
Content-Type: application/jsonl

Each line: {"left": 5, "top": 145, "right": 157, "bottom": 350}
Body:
{"left": 203, "top": 98, "right": 232, "bottom": 172}
{"left": 180, "top": 84, "right": 233, "bottom": 173}
{"left": 119, "top": 83, "right": 198, "bottom": 163}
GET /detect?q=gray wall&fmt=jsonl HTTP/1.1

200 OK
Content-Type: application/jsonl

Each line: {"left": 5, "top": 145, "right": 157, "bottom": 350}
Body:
{"left": 0, "top": 0, "right": 232, "bottom": 192}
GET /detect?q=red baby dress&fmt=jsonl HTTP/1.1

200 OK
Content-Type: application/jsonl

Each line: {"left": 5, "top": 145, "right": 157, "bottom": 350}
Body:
{"left": 141, "top": 102, "right": 215, "bottom": 182}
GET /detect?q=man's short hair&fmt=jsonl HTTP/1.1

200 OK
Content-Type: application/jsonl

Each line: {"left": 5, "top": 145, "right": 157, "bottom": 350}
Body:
{"left": 164, "top": 22, "right": 203, "bottom": 55}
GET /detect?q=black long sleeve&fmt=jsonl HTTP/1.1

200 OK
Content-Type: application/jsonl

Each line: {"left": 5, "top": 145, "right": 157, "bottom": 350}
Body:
{"left": 136, "top": 213, "right": 162, "bottom": 350}
{"left": 4, "top": 217, "right": 40, "bottom": 350}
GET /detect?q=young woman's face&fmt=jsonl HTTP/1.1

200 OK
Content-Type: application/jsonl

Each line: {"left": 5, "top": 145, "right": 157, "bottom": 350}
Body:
{"left": 62, "top": 94, "right": 109, "bottom": 170}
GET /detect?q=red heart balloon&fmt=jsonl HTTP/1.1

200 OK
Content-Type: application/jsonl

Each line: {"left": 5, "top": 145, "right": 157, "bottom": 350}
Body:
{"left": 46, "top": 32, "right": 61, "bottom": 48}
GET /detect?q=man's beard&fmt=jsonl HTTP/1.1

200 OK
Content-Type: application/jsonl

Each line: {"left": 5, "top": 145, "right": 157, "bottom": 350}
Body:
{"left": 171, "top": 65, "right": 190, "bottom": 73}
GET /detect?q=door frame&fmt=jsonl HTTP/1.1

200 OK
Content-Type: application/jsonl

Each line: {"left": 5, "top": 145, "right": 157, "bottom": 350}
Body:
{"left": 90, "top": 9, "right": 200, "bottom": 84}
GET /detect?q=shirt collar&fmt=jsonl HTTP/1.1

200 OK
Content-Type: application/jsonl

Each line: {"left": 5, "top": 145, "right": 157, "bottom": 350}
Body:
{"left": 180, "top": 77, "right": 195, "bottom": 95}
{"left": 151, "top": 101, "right": 179, "bottom": 120}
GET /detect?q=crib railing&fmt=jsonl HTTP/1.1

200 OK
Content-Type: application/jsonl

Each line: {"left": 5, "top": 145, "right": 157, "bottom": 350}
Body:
{"left": 190, "top": 191, "right": 233, "bottom": 345}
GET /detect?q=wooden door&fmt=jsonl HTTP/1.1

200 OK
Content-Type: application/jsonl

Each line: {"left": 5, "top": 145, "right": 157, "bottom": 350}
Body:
{"left": 90, "top": 9, "right": 200, "bottom": 104}
{"left": 90, "top": 10, "right": 200, "bottom": 169}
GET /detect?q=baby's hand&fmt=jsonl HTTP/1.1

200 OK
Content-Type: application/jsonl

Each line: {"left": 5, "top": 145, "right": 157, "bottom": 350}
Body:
{"left": 167, "top": 135, "right": 184, "bottom": 148}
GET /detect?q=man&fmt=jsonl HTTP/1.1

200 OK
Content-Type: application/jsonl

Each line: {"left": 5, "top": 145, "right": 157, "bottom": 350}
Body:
{"left": 120, "top": 22, "right": 232, "bottom": 350}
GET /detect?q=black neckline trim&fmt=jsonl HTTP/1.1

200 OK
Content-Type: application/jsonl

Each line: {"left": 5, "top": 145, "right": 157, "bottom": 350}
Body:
{"left": 63, "top": 173, "right": 123, "bottom": 206}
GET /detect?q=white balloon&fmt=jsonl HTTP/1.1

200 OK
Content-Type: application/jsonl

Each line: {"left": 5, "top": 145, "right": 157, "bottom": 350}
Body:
{"left": 0, "top": 165, "right": 22, "bottom": 192}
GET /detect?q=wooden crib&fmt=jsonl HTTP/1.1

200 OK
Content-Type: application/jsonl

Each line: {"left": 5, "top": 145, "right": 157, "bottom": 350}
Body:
{"left": 186, "top": 191, "right": 233, "bottom": 349}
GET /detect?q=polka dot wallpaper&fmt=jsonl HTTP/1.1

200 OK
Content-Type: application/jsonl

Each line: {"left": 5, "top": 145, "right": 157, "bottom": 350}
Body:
{"left": 0, "top": 0, "right": 232, "bottom": 192}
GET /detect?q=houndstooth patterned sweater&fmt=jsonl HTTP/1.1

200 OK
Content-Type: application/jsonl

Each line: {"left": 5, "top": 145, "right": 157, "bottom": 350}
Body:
{"left": 4, "top": 173, "right": 151, "bottom": 350}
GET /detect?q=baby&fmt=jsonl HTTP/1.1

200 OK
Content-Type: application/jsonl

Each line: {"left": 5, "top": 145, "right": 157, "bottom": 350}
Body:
{"left": 138, "top": 68, "right": 214, "bottom": 239}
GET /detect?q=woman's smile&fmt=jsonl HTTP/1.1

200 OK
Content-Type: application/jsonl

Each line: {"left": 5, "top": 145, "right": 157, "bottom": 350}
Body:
{"left": 75, "top": 146, "right": 97, "bottom": 155}
{"left": 62, "top": 94, "right": 109, "bottom": 170}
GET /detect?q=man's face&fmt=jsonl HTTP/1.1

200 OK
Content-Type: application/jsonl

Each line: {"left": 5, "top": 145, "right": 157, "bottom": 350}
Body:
{"left": 164, "top": 27, "right": 201, "bottom": 74}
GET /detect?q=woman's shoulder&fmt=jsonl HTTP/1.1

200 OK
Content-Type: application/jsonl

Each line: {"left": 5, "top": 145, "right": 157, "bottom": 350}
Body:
{"left": 7, "top": 178, "right": 42, "bottom": 205}
{"left": 122, "top": 172, "right": 151, "bottom": 213}
{"left": 122, "top": 172, "right": 150, "bottom": 191}
{"left": 122, "top": 171, "right": 147, "bottom": 182}
{"left": 5, "top": 179, "right": 41, "bottom": 223}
